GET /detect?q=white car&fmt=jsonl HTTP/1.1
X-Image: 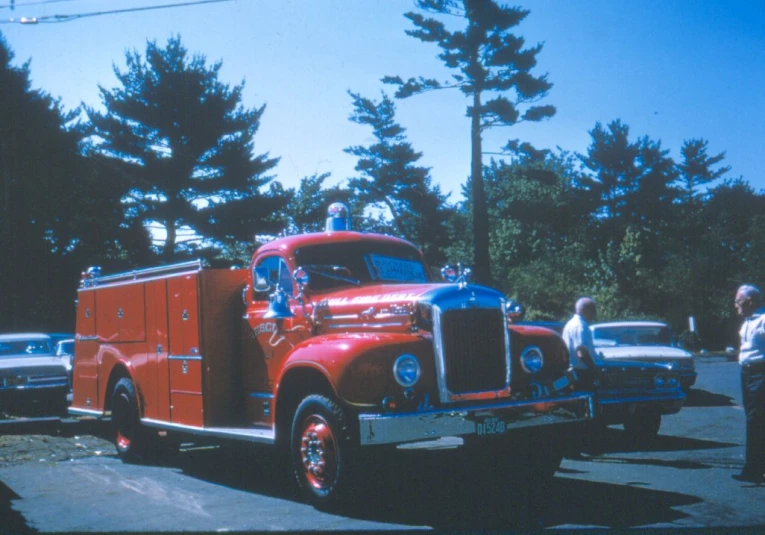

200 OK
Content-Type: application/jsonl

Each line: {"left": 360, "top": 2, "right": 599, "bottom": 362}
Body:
{"left": 0, "top": 333, "right": 70, "bottom": 416}
{"left": 591, "top": 321, "right": 697, "bottom": 390}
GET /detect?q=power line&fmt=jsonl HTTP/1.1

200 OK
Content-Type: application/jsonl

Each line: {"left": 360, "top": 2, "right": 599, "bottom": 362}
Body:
{"left": 0, "top": 0, "right": 88, "bottom": 11}
{"left": 0, "top": 0, "right": 238, "bottom": 24}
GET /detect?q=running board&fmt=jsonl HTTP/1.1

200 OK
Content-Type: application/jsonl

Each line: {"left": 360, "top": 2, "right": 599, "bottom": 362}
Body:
{"left": 141, "top": 419, "right": 275, "bottom": 444}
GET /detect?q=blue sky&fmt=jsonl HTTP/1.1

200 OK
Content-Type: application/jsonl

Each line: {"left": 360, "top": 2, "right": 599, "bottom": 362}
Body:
{"left": 2, "top": 0, "right": 763, "bottom": 202}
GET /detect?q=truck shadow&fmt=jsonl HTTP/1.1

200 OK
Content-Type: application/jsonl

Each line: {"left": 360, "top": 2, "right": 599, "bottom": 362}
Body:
{"left": 174, "top": 444, "right": 702, "bottom": 530}
{"left": 580, "top": 427, "right": 737, "bottom": 455}
{"left": 684, "top": 388, "right": 737, "bottom": 407}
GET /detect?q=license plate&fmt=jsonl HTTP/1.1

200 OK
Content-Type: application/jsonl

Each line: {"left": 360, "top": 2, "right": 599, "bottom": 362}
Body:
{"left": 475, "top": 416, "right": 507, "bottom": 436}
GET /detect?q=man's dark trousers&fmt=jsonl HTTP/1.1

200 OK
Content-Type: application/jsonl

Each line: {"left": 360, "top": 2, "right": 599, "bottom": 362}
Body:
{"left": 741, "top": 360, "right": 765, "bottom": 477}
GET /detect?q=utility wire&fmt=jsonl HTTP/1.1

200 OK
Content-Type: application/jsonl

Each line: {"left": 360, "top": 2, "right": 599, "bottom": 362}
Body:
{"left": 0, "top": 0, "right": 88, "bottom": 11}
{"left": 0, "top": 0, "right": 238, "bottom": 24}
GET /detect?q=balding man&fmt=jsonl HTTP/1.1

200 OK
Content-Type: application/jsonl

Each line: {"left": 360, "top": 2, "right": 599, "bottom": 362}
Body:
{"left": 732, "top": 284, "right": 765, "bottom": 484}
{"left": 562, "top": 297, "right": 600, "bottom": 370}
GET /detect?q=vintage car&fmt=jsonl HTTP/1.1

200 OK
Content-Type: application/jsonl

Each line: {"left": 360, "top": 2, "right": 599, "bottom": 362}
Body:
{"left": 591, "top": 321, "right": 697, "bottom": 390}
{"left": 0, "top": 333, "right": 70, "bottom": 415}
{"left": 516, "top": 320, "right": 686, "bottom": 440}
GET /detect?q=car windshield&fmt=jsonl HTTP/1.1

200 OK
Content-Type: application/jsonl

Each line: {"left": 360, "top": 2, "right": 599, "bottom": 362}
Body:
{"left": 592, "top": 325, "right": 673, "bottom": 347}
{"left": 0, "top": 340, "right": 53, "bottom": 356}
{"left": 56, "top": 341, "right": 74, "bottom": 356}
{"left": 295, "top": 241, "right": 430, "bottom": 291}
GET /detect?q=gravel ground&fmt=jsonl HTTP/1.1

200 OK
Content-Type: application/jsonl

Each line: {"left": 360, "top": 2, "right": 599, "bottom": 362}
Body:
{"left": 0, "top": 412, "right": 113, "bottom": 469}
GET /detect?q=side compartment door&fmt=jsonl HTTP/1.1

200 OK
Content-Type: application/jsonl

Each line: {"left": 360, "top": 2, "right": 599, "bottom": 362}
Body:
{"left": 73, "top": 290, "right": 100, "bottom": 410}
{"left": 167, "top": 275, "right": 204, "bottom": 426}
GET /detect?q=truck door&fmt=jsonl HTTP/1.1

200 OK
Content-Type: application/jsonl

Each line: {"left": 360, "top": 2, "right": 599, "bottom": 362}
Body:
{"left": 243, "top": 255, "right": 309, "bottom": 427}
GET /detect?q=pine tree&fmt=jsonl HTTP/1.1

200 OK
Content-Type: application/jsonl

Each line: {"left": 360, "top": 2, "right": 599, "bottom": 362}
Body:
{"left": 344, "top": 91, "right": 452, "bottom": 264}
{"left": 87, "top": 36, "right": 283, "bottom": 261}
{"left": 383, "top": 0, "right": 555, "bottom": 283}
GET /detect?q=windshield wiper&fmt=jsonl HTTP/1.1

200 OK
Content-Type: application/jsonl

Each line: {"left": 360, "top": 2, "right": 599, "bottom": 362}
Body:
{"left": 303, "top": 265, "right": 360, "bottom": 286}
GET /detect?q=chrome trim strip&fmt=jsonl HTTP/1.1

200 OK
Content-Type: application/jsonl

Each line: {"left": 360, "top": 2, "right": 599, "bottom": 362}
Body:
{"left": 248, "top": 392, "right": 274, "bottom": 399}
{"left": 597, "top": 392, "right": 686, "bottom": 405}
{"left": 95, "top": 260, "right": 203, "bottom": 283}
{"left": 1, "top": 382, "right": 68, "bottom": 391}
{"left": 76, "top": 335, "right": 99, "bottom": 341}
{"left": 358, "top": 392, "right": 594, "bottom": 446}
{"left": 68, "top": 407, "right": 104, "bottom": 417}
{"left": 328, "top": 322, "right": 406, "bottom": 329}
{"left": 167, "top": 355, "right": 203, "bottom": 361}
{"left": 141, "top": 419, "right": 275, "bottom": 444}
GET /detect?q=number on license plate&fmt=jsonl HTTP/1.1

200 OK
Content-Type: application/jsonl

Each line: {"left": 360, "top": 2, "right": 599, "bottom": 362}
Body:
{"left": 476, "top": 416, "right": 506, "bottom": 436}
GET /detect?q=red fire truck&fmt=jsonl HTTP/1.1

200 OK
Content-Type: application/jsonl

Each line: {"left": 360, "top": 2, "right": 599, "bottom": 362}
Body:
{"left": 70, "top": 204, "right": 594, "bottom": 505}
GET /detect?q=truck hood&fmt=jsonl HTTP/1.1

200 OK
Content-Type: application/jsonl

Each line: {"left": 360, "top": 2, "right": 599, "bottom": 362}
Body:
{"left": 311, "top": 282, "right": 504, "bottom": 332}
{"left": 597, "top": 346, "right": 693, "bottom": 360}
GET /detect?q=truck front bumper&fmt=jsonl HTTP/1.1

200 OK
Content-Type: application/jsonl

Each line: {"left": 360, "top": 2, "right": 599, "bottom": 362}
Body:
{"left": 357, "top": 392, "right": 594, "bottom": 446}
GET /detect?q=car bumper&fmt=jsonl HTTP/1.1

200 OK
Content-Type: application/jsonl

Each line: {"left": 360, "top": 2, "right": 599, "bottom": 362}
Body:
{"left": 357, "top": 392, "right": 595, "bottom": 446}
{"left": 0, "top": 382, "right": 69, "bottom": 402}
{"left": 597, "top": 389, "right": 685, "bottom": 420}
{"left": 679, "top": 372, "right": 697, "bottom": 388}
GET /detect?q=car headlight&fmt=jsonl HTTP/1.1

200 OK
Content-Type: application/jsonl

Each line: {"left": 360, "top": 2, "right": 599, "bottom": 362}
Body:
{"left": 667, "top": 376, "right": 678, "bottom": 387}
{"left": 393, "top": 354, "right": 421, "bottom": 387}
{"left": 654, "top": 374, "right": 666, "bottom": 388}
{"left": 520, "top": 346, "right": 544, "bottom": 374}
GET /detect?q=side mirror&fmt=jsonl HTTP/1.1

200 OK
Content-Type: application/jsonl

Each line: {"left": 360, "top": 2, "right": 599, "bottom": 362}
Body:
{"left": 293, "top": 267, "right": 311, "bottom": 292}
{"left": 253, "top": 267, "right": 272, "bottom": 293}
{"left": 505, "top": 300, "right": 525, "bottom": 323}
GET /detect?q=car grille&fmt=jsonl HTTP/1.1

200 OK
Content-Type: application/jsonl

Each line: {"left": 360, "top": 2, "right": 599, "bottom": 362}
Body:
{"left": 601, "top": 372, "right": 653, "bottom": 391}
{"left": 440, "top": 308, "right": 507, "bottom": 394}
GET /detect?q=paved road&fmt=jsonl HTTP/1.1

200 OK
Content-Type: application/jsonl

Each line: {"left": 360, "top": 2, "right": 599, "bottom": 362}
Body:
{"left": 1, "top": 355, "right": 764, "bottom": 531}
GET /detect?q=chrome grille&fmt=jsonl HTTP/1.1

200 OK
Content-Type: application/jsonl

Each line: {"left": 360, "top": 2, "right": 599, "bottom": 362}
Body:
{"left": 440, "top": 308, "right": 507, "bottom": 394}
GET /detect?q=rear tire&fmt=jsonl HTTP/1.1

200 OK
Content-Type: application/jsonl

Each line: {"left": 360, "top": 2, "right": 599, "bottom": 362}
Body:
{"left": 111, "top": 378, "right": 147, "bottom": 462}
{"left": 290, "top": 395, "right": 357, "bottom": 507}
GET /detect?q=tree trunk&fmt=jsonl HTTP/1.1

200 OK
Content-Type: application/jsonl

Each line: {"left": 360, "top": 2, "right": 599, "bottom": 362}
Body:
{"left": 471, "top": 92, "right": 492, "bottom": 285}
{"left": 163, "top": 221, "right": 176, "bottom": 260}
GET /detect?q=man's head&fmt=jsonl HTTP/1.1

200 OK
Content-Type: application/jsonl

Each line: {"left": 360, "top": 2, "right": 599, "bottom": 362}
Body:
{"left": 735, "top": 285, "right": 762, "bottom": 317}
{"left": 575, "top": 297, "right": 597, "bottom": 323}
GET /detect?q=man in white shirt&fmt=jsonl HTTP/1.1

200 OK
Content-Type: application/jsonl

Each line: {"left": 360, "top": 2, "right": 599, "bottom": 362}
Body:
{"left": 562, "top": 297, "right": 599, "bottom": 370}
{"left": 732, "top": 284, "right": 765, "bottom": 484}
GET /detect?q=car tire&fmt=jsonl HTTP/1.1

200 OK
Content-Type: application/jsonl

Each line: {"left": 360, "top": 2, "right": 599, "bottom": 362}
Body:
{"left": 111, "top": 378, "right": 147, "bottom": 462}
{"left": 290, "top": 394, "right": 358, "bottom": 507}
{"left": 623, "top": 410, "right": 661, "bottom": 442}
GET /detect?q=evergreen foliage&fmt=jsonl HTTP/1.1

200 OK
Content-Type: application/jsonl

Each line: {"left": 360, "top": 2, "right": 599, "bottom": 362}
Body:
{"left": 86, "top": 36, "right": 284, "bottom": 261}
{"left": 384, "top": 0, "right": 555, "bottom": 284}
{"left": 344, "top": 91, "right": 453, "bottom": 264}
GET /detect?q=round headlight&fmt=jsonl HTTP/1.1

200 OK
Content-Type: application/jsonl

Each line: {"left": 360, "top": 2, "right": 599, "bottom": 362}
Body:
{"left": 667, "top": 376, "right": 678, "bottom": 387}
{"left": 393, "top": 354, "right": 421, "bottom": 387}
{"left": 520, "top": 346, "right": 544, "bottom": 374}
{"left": 654, "top": 374, "right": 666, "bottom": 388}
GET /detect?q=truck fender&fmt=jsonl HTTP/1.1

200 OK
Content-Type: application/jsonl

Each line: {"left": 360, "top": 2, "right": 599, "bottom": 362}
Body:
{"left": 276, "top": 332, "right": 434, "bottom": 409}
{"left": 99, "top": 352, "right": 139, "bottom": 416}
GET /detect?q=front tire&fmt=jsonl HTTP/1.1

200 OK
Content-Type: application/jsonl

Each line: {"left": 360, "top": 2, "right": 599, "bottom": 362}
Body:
{"left": 111, "top": 378, "right": 147, "bottom": 462}
{"left": 290, "top": 395, "right": 357, "bottom": 506}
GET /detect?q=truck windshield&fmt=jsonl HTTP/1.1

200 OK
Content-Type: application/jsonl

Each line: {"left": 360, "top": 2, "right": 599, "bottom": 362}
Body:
{"left": 295, "top": 241, "right": 430, "bottom": 291}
